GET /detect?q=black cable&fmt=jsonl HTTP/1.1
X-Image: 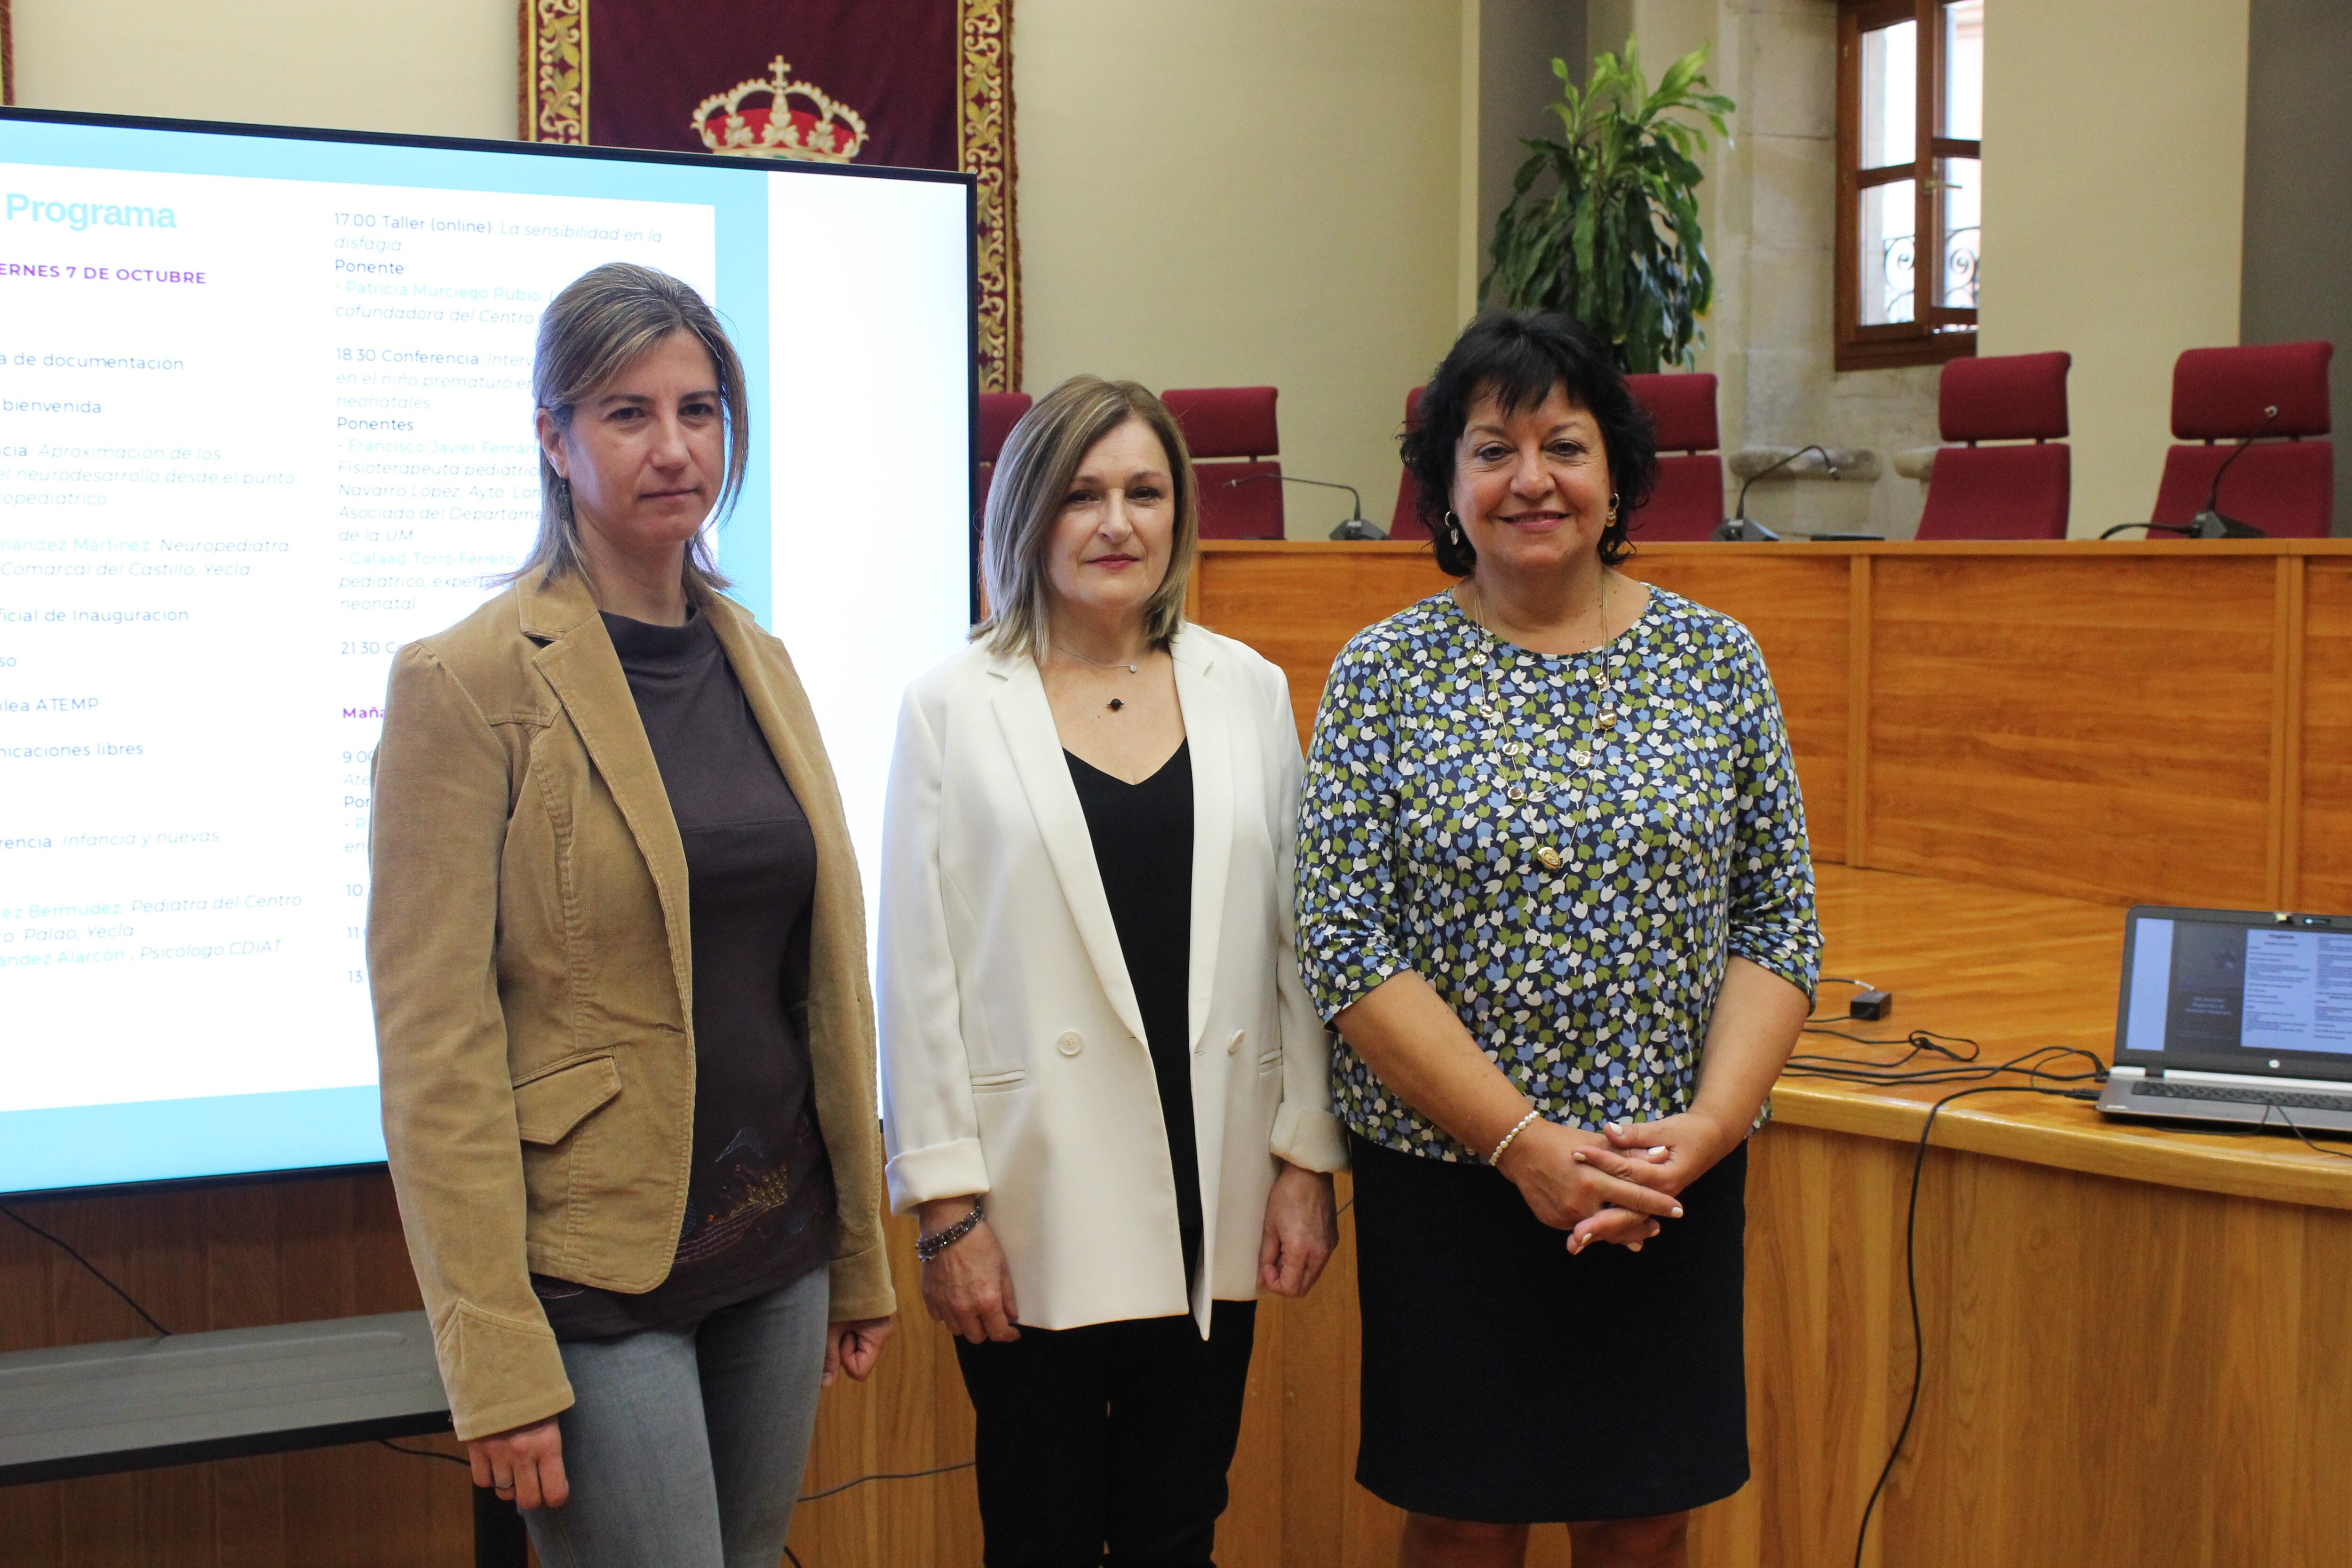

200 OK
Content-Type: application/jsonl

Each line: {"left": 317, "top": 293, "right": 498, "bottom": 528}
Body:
{"left": 2264, "top": 1103, "right": 2352, "bottom": 1161}
{"left": 797, "top": 1458, "right": 975, "bottom": 1504}
{"left": 0, "top": 1202, "right": 174, "bottom": 1337}
{"left": 786, "top": 1549, "right": 806, "bottom": 1568}
{"left": 1850, "top": 1079, "right": 2101, "bottom": 1568}
{"left": 381, "top": 1441, "right": 468, "bottom": 1471}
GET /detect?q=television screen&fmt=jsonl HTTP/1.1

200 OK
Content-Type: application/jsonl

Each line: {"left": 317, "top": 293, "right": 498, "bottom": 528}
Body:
{"left": 0, "top": 109, "right": 976, "bottom": 1196}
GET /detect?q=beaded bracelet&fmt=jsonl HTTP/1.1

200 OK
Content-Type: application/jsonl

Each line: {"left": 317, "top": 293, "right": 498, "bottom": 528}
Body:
{"left": 915, "top": 1196, "right": 986, "bottom": 1264}
{"left": 1489, "top": 1110, "right": 1542, "bottom": 1166}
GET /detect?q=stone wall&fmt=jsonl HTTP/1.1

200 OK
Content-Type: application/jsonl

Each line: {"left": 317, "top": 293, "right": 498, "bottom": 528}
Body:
{"left": 1589, "top": 0, "right": 1942, "bottom": 536}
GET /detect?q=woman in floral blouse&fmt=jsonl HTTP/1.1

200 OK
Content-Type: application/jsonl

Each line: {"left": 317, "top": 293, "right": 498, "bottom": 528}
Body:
{"left": 1295, "top": 311, "right": 1820, "bottom": 1568}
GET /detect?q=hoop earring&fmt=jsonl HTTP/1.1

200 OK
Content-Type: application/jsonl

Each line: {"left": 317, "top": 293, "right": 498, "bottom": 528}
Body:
{"left": 1444, "top": 510, "right": 1465, "bottom": 547}
{"left": 1606, "top": 492, "right": 1621, "bottom": 522}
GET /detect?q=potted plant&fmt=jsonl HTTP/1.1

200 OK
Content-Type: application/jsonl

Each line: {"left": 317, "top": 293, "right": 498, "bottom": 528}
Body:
{"left": 1483, "top": 42, "right": 1733, "bottom": 373}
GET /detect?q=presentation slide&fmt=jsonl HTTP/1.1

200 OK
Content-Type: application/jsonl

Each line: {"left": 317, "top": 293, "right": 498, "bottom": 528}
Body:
{"left": 0, "top": 113, "right": 974, "bottom": 1194}
{"left": 2124, "top": 916, "right": 2352, "bottom": 1059}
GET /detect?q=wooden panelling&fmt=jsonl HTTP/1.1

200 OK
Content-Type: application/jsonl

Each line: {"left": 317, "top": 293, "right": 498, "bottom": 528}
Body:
{"left": 2299, "top": 560, "right": 2352, "bottom": 912}
{"left": 0, "top": 1175, "right": 477, "bottom": 1568}
{"left": 1865, "top": 556, "right": 2281, "bottom": 906}
{"left": 1619, "top": 550, "right": 1854, "bottom": 864}
{"left": 1189, "top": 541, "right": 1453, "bottom": 743}
{"left": 1190, "top": 541, "right": 1855, "bottom": 864}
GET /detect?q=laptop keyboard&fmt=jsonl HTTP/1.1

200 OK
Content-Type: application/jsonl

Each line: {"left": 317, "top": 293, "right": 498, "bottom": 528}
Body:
{"left": 2130, "top": 1081, "right": 2352, "bottom": 1112}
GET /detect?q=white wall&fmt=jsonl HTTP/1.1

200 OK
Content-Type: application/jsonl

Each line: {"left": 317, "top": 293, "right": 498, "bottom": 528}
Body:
{"left": 1011, "top": 0, "right": 1468, "bottom": 536}
{"left": 1979, "top": 0, "right": 2251, "bottom": 534}
{"left": 12, "top": 0, "right": 516, "bottom": 140}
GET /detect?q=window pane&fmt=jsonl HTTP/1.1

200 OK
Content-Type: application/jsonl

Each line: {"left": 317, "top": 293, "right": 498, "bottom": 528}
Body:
{"left": 1860, "top": 180, "right": 1917, "bottom": 325}
{"left": 1860, "top": 21, "right": 1916, "bottom": 168}
{"left": 1937, "top": 158, "right": 1981, "bottom": 309}
{"left": 1942, "top": 2, "right": 1984, "bottom": 140}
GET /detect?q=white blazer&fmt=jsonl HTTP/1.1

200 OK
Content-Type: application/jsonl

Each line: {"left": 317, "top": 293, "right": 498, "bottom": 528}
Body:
{"left": 877, "top": 622, "right": 1347, "bottom": 1335}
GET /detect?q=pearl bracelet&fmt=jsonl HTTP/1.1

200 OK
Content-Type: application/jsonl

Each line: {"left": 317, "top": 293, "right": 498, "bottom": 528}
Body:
{"left": 1489, "top": 1110, "right": 1542, "bottom": 1166}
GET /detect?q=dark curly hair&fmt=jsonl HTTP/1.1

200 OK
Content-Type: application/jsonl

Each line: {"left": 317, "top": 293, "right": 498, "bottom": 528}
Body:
{"left": 1400, "top": 311, "right": 1658, "bottom": 576}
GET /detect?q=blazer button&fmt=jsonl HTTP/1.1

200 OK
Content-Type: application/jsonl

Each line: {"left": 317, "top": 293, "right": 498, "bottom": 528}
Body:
{"left": 1057, "top": 1030, "right": 1083, "bottom": 1057}
{"left": 1227, "top": 1029, "right": 1245, "bottom": 1056}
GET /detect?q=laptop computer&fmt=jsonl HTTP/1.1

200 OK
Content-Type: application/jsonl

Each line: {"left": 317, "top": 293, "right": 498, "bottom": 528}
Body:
{"left": 2097, "top": 905, "right": 2352, "bottom": 1134}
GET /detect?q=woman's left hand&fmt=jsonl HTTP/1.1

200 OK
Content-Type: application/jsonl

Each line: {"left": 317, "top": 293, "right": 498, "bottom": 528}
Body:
{"left": 822, "top": 1316, "right": 893, "bottom": 1386}
{"left": 1257, "top": 1161, "right": 1339, "bottom": 1297}
{"left": 1565, "top": 1109, "right": 1737, "bottom": 1250}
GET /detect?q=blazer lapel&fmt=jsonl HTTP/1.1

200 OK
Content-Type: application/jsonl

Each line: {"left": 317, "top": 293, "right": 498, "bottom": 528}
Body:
{"left": 988, "top": 653, "right": 1151, "bottom": 1046}
{"left": 521, "top": 573, "right": 695, "bottom": 1019}
{"left": 1171, "top": 627, "right": 1232, "bottom": 1052}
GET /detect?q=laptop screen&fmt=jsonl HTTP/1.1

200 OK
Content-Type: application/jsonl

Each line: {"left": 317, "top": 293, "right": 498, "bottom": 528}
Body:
{"left": 2122, "top": 914, "right": 2352, "bottom": 1064}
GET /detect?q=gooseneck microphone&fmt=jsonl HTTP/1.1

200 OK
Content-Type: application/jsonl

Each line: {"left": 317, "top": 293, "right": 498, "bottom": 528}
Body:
{"left": 2184, "top": 405, "right": 2278, "bottom": 538}
{"left": 2103, "top": 406, "right": 2279, "bottom": 540}
{"left": 1224, "top": 472, "right": 1383, "bottom": 540}
{"left": 1715, "top": 444, "right": 1840, "bottom": 542}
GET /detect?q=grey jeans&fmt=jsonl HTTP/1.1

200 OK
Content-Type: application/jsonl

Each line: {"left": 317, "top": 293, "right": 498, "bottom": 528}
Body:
{"left": 524, "top": 1268, "right": 831, "bottom": 1568}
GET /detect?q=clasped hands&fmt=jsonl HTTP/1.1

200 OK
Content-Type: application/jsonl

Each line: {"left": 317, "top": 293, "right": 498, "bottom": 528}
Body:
{"left": 1494, "top": 1108, "right": 1735, "bottom": 1255}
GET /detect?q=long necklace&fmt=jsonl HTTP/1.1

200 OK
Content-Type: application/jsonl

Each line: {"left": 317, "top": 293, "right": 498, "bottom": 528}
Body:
{"left": 1462, "top": 572, "right": 1622, "bottom": 874}
{"left": 1052, "top": 642, "right": 1143, "bottom": 712}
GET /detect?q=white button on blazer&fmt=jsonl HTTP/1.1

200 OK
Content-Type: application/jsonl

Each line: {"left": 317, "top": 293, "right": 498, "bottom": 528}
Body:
{"left": 876, "top": 622, "right": 1348, "bottom": 1336}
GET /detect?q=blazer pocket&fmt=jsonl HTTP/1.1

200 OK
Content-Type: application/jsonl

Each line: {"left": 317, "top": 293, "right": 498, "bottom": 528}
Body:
{"left": 1255, "top": 1048, "right": 1286, "bottom": 1075}
{"left": 511, "top": 1053, "right": 621, "bottom": 1145}
{"left": 969, "top": 1068, "right": 1029, "bottom": 1096}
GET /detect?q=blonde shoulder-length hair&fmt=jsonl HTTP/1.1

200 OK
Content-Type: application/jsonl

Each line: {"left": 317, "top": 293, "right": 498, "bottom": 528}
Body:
{"left": 974, "top": 375, "right": 1199, "bottom": 660}
{"left": 503, "top": 263, "right": 750, "bottom": 597}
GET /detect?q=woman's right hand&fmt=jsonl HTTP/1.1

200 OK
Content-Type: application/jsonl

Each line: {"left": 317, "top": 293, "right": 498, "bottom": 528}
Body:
{"left": 917, "top": 1198, "right": 1021, "bottom": 1343}
{"left": 466, "top": 1415, "right": 568, "bottom": 1510}
{"left": 1494, "top": 1120, "right": 1682, "bottom": 1254}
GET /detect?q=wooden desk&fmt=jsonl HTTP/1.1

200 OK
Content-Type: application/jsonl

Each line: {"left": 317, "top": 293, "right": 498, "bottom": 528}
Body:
{"left": 1191, "top": 537, "right": 2352, "bottom": 913}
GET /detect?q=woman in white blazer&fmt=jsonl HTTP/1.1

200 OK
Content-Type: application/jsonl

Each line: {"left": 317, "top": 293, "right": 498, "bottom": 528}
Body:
{"left": 879, "top": 375, "right": 1347, "bottom": 1566}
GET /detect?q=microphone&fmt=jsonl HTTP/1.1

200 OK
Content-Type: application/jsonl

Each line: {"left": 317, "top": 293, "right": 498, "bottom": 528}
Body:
{"left": 1223, "top": 473, "right": 1384, "bottom": 540}
{"left": 1715, "top": 445, "right": 1840, "bottom": 542}
{"left": 2118, "top": 405, "right": 2277, "bottom": 540}
{"left": 2186, "top": 405, "right": 2276, "bottom": 538}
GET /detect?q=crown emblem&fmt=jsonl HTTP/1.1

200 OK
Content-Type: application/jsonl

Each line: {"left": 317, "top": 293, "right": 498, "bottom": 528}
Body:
{"left": 692, "top": 56, "right": 868, "bottom": 163}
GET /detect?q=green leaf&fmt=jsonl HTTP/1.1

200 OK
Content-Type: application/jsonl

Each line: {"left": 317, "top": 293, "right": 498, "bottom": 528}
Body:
{"left": 1483, "top": 35, "right": 1729, "bottom": 368}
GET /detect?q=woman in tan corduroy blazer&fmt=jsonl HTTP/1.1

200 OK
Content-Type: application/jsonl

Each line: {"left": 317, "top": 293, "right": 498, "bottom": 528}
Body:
{"left": 367, "top": 264, "right": 891, "bottom": 1568}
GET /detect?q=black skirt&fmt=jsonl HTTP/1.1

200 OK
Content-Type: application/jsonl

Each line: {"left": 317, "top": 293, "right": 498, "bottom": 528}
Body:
{"left": 1349, "top": 1130, "right": 1750, "bottom": 1523}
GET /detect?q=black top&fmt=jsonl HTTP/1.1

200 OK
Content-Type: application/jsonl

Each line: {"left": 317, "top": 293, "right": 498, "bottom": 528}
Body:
{"left": 532, "top": 608, "right": 836, "bottom": 1339}
{"left": 1064, "top": 741, "right": 1202, "bottom": 1287}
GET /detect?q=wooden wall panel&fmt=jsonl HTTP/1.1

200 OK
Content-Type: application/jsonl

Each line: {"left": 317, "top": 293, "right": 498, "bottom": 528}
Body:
{"left": 1621, "top": 552, "right": 1852, "bottom": 864}
{"left": 1189, "top": 542, "right": 1453, "bottom": 744}
{"left": 1191, "top": 543, "right": 1855, "bottom": 865}
{"left": 2298, "top": 560, "right": 2352, "bottom": 912}
{"left": 1864, "top": 556, "right": 2280, "bottom": 907}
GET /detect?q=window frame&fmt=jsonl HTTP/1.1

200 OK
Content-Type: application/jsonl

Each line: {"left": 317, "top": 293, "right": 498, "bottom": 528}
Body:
{"left": 1835, "top": 0, "right": 1980, "bottom": 372}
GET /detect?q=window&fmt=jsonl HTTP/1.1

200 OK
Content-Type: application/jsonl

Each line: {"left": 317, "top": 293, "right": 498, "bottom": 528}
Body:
{"left": 1836, "top": 0, "right": 1982, "bottom": 370}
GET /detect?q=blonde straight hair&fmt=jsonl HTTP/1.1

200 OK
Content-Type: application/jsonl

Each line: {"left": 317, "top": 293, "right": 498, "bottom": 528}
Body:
{"left": 975, "top": 375, "right": 1199, "bottom": 660}
{"left": 505, "top": 263, "right": 749, "bottom": 595}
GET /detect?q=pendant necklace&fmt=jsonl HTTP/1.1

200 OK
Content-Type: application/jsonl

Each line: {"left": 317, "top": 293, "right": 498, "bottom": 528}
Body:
{"left": 1056, "top": 642, "right": 1143, "bottom": 712}
{"left": 1463, "top": 574, "right": 1619, "bottom": 875}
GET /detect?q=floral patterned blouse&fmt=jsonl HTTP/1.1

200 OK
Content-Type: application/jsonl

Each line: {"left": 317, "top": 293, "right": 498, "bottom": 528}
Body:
{"left": 1295, "top": 587, "right": 1821, "bottom": 1162}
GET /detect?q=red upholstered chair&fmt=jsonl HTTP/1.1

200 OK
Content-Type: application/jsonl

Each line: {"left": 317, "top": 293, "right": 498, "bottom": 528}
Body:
{"left": 1164, "top": 385, "right": 1284, "bottom": 538}
{"left": 1161, "top": 386, "right": 1284, "bottom": 539}
{"left": 2149, "top": 342, "right": 2334, "bottom": 537}
{"left": 1915, "top": 351, "right": 2073, "bottom": 541}
{"left": 975, "top": 391, "right": 1032, "bottom": 509}
{"left": 1389, "top": 386, "right": 1430, "bottom": 541}
{"left": 1624, "top": 373, "right": 1723, "bottom": 540}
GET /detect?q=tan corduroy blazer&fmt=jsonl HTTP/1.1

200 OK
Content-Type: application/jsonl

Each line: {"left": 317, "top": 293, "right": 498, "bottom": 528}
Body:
{"left": 366, "top": 571, "right": 892, "bottom": 1441}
